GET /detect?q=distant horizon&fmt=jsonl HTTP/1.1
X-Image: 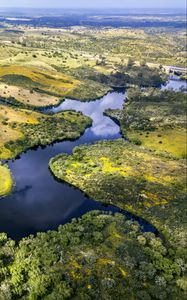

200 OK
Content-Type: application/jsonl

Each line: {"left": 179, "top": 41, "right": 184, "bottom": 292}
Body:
{"left": 0, "top": 0, "right": 186, "bottom": 10}
{"left": 0, "top": 6, "right": 185, "bottom": 8}
{"left": 0, "top": 7, "right": 186, "bottom": 10}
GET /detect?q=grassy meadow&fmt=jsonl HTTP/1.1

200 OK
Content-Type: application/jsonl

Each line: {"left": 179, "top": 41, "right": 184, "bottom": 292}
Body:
{"left": 0, "top": 83, "right": 60, "bottom": 107}
{"left": 105, "top": 88, "right": 187, "bottom": 158}
{"left": 0, "top": 163, "right": 13, "bottom": 196}
{"left": 0, "top": 25, "right": 186, "bottom": 105}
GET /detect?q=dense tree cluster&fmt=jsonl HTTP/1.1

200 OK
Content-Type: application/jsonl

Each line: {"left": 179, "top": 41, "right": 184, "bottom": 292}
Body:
{"left": 64, "top": 64, "right": 166, "bottom": 89}
{"left": 116, "top": 88, "right": 187, "bottom": 131}
{"left": 0, "top": 211, "right": 186, "bottom": 299}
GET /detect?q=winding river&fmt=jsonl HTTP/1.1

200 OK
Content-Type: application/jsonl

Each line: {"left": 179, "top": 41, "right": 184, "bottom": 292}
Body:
{"left": 0, "top": 78, "right": 186, "bottom": 240}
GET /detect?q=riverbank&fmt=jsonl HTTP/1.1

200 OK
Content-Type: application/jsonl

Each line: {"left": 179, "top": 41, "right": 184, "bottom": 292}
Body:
{"left": 0, "top": 79, "right": 186, "bottom": 237}
{"left": 0, "top": 81, "right": 186, "bottom": 300}
{"left": 0, "top": 106, "right": 91, "bottom": 160}
{"left": 0, "top": 91, "right": 125, "bottom": 239}
{"left": 49, "top": 139, "right": 187, "bottom": 248}
{"left": 105, "top": 88, "right": 187, "bottom": 158}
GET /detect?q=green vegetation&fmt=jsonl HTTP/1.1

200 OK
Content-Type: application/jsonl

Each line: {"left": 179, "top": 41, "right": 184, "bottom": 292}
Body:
{"left": 0, "top": 105, "right": 91, "bottom": 159}
{"left": 64, "top": 63, "right": 166, "bottom": 90}
{"left": 0, "top": 16, "right": 186, "bottom": 300}
{"left": 0, "top": 163, "right": 13, "bottom": 196}
{"left": 0, "top": 211, "right": 186, "bottom": 299}
{"left": 1, "top": 25, "right": 181, "bottom": 104}
{"left": 181, "top": 74, "right": 187, "bottom": 81}
{"left": 49, "top": 140, "right": 187, "bottom": 248}
{"left": 0, "top": 66, "right": 109, "bottom": 103}
{"left": 66, "top": 79, "right": 110, "bottom": 101}
{"left": 0, "top": 103, "right": 91, "bottom": 198}
{"left": 105, "top": 88, "right": 187, "bottom": 158}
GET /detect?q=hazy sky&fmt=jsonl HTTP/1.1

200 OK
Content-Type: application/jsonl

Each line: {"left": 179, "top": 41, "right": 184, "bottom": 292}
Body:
{"left": 0, "top": 0, "right": 186, "bottom": 8}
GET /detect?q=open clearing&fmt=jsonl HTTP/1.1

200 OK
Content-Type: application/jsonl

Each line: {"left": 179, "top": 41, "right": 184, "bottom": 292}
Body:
{"left": 0, "top": 83, "right": 60, "bottom": 107}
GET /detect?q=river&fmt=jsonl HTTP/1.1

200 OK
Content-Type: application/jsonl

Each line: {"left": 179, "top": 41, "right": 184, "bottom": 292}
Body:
{"left": 0, "top": 78, "right": 186, "bottom": 240}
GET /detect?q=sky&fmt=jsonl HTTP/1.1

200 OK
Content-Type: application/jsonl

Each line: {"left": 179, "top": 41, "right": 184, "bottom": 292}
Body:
{"left": 0, "top": 0, "right": 186, "bottom": 9}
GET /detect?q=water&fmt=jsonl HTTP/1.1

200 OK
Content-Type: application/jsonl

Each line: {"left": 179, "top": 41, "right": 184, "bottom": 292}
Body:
{"left": 161, "top": 75, "right": 187, "bottom": 91}
{"left": 0, "top": 78, "right": 184, "bottom": 240}
{"left": 45, "top": 91, "right": 125, "bottom": 142}
{"left": 0, "top": 91, "right": 134, "bottom": 240}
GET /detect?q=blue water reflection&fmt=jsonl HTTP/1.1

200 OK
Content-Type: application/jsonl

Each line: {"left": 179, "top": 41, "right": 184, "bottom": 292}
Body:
{"left": 0, "top": 92, "right": 130, "bottom": 240}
